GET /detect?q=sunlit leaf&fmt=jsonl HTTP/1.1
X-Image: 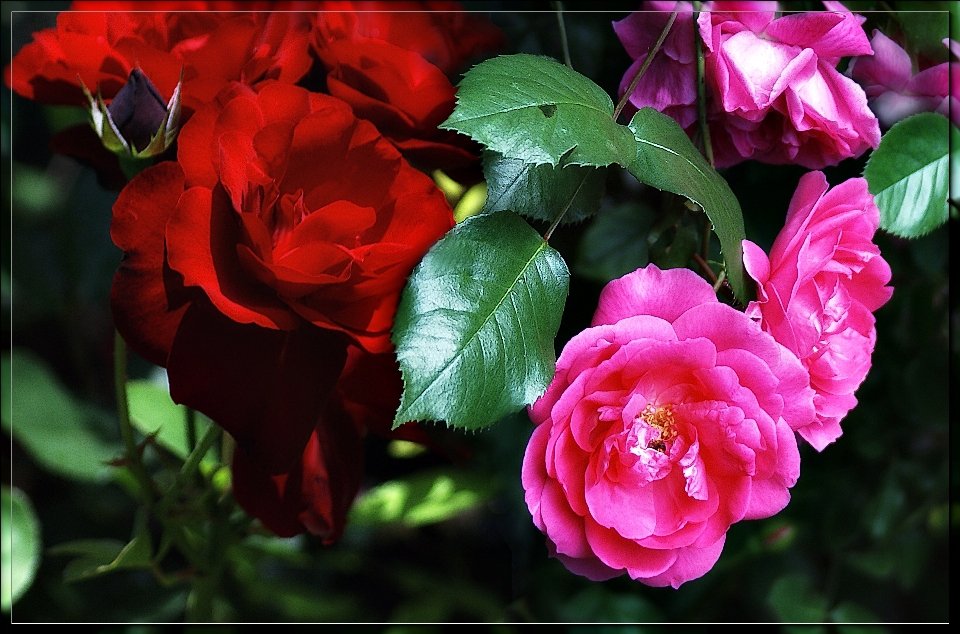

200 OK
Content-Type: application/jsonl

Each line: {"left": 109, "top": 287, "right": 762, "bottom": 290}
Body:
{"left": 127, "top": 379, "right": 213, "bottom": 463}
{"left": 441, "top": 54, "right": 636, "bottom": 167}
{"left": 482, "top": 150, "right": 607, "bottom": 224}
{"left": 2, "top": 486, "right": 41, "bottom": 611}
{"left": 349, "top": 468, "right": 494, "bottom": 527}
{"left": 627, "top": 108, "right": 749, "bottom": 302}
{"left": 6, "top": 349, "right": 120, "bottom": 481}
{"left": 392, "top": 211, "right": 568, "bottom": 430}
{"left": 865, "top": 112, "right": 949, "bottom": 238}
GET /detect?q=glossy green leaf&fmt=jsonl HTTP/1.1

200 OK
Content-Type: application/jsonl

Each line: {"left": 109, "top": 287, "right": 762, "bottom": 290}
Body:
{"left": 574, "top": 201, "right": 655, "bottom": 284}
{"left": 864, "top": 112, "right": 949, "bottom": 238}
{"left": 627, "top": 108, "right": 749, "bottom": 302}
{"left": 392, "top": 211, "right": 569, "bottom": 430}
{"left": 349, "top": 468, "right": 494, "bottom": 527}
{"left": 2, "top": 486, "right": 41, "bottom": 611}
{"left": 127, "top": 379, "right": 213, "bottom": 463}
{"left": 6, "top": 349, "right": 121, "bottom": 481}
{"left": 441, "top": 54, "right": 636, "bottom": 167}
{"left": 481, "top": 150, "right": 607, "bottom": 224}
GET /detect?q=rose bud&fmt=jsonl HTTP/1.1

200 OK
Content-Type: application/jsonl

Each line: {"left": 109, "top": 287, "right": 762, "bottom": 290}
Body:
{"left": 80, "top": 67, "right": 182, "bottom": 158}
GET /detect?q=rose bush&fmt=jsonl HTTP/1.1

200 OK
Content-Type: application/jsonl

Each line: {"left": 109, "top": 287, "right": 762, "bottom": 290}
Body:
{"left": 522, "top": 265, "right": 815, "bottom": 588}
{"left": 742, "top": 171, "right": 893, "bottom": 451}
{"left": 616, "top": 2, "right": 880, "bottom": 168}
{"left": 110, "top": 80, "right": 454, "bottom": 472}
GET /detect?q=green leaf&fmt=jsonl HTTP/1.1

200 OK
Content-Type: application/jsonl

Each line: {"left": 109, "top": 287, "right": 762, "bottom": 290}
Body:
{"left": 481, "top": 150, "right": 607, "bottom": 224}
{"left": 51, "top": 511, "right": 153, "bottom": 583}
{"left": 574, "top": 201, "right": 655, "bottom": 284}
{"left": 627, "top": 108, "right": 749, "bottom": 302}
{"left": 349, "top": 468, "right": 494, "bottom": 527}
{"left": 441, "top": 54, "right": 636, "bottom": 167}
{"left": 864, "top": 112, "right": 949, "bottom": 238}
{"left": 768, "top": 574, "right": 828, "bottom": 622}
{"left": 892, "top": 8, "right": 950, "bottom": 63}
{"left": 2, "top": 486, "right": 41, "bottom": 611}
{"left": 392, "top": 211, "right": 569, "bottom": 430}
{"left": 5, "top": 349, "right": 121, "bottom": 482}
{"left": 127, "top": 379, "right": 213, "bottom": 463}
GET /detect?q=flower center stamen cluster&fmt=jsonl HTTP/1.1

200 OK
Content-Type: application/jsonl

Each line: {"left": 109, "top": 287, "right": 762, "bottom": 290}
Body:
{"left": 636, "top": 403, "right": 676, "bottom": 454}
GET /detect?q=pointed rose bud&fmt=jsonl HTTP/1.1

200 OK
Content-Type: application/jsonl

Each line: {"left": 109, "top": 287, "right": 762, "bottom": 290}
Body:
{"left": 79, "top": 68, "right": 182, "bottom": 158}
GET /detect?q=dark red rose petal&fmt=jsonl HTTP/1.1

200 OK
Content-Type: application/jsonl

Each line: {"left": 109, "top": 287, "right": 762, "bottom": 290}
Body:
{"left": 110, "top": 161, "right": 191, "bottom": 366}
{"left": 167, "top": 301, "right": 348, "bottom": 474}
{"left": 231, "top": 401, "right": 364, "bottom": 542}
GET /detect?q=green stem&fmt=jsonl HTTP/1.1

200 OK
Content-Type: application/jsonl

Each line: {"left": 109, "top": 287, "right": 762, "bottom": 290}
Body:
{"left": 543, "top": 171, "right": 590, "bottom": 242}
{"left": 186, "top": 407, "right": 198, "bottom": 455}
{"left": 693, "top": 2, "right": 715, "bottom": 168}
{"left": 156, "top": 421, "right": 221, "bottom": 516}
{"left": 553, "top": 2, "right": 573, "bottom": 69}
{"left": 613, "top": 8, "right": 679, "bottom": 122}
{"left": 114, "top": 331, "right": 154, "bottom": 507}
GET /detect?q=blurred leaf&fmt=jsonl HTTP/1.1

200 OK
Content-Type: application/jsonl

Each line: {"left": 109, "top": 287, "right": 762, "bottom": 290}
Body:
{"left": 127, "top": 379, "right": 213, "bottom": 463}
{"left": 574, "top": 201, "right": 654, "bottom": 284}
{"left": 349, "top": 468, "right": 494, "bottom": 527}
{"left": 864, "top": 469, "right": 906, "bottom": 540}
{"left": 830, "top": 600, "right": 881, "bottom": 623}
{"left": 392, "top": 211, "right": 568, "bottom": 430}
{"left": 51, "top": 512, "right": 153, "bottom": 583}
{"left": 2, "top": 486, "right": 42, "bottom": 611}
{"left": 559, "top": 586, "right": 663, "bottom": 622}
{"left": 442, "top": 54, "right": 636, "bottom": 167}
{"left": 892, "top": 8, "right": 950, "bottom": 62}
{"left": 768, "top": 574, "right": 828, "bottom": 622}
{"left": 627, "top": 108, "right": 749, "bottom": 302}
{"left": 482, "top": 151, "right": 607, "bottom": 224}
{"left": 11, "top": 163, "right": 69, "bottom": 218}
{"left": 864, "top": 113, "right": 949, "bottom": 238}
{"left": 5, "top": 349, "right": 121, "bottom": 481}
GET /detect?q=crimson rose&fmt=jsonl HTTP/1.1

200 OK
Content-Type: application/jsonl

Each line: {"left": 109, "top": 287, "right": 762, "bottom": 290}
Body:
{"left": 110, "top": 81, "right": 454, "bottom": 471}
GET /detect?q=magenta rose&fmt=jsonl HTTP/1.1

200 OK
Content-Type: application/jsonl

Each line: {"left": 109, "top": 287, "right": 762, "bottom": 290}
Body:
{"left": 742, "top": 171, "right": 893, "bottom": 451}
{"left": 847, "top": 30, "right": 959, "bottom": 128}
{"left": 522, "top": 265, "right": 814, "bottom": 588}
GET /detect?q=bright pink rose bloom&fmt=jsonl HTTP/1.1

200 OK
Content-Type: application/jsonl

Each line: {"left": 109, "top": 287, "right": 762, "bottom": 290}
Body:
{"left": 847, "top": 30, "right": 960, "bottom": 129}
{"left": 523, "top": 265, "right": 814, "bottom": 588}
{"left": 742, "top": 172, "right": 893, "bottom": 451}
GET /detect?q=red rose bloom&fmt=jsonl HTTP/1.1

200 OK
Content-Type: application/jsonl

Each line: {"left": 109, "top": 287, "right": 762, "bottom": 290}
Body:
{"left": 6, "top": 8, "right": 314, "bottom": 115}
{"left": 110, "top": 81, "right": 454, "bottom": 471}
{"left": 312, "top": 4, "right": 503, "bottom": 174}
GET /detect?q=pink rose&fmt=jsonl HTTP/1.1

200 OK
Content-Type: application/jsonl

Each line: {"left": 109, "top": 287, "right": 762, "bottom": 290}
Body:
{"left": 847, "top": 30, "right": 959, "bottom": 129}
{"left": 742, "top": 172, "right": 893, "bottom": 451}
{"left": 700, "top": 8, "right": 879, "bottom": 168}
{"left": 615, "top": 3, "right": 880, "bottom": 169}
{"left": 522, "top": 265, "right": 814, "bottom": 588}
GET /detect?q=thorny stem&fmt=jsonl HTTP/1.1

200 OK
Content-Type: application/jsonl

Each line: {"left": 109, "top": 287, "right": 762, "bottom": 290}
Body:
{"left": 614, "top": 8, "right": 679, "bottom": 122}
{"left": 553, "top": 2, "right": 573, "bottom": 70}
{"left": 543, "top": 171, "right": 590, "bottom": 242}
{"left": 156, "top": 421, "right": 222, "bottom": 516}
{"left": 115, "top": 331, "right": 154, "bottom": 507}
{"left": 693, "top": 2, "right": 715, "bottom": 169}
{"left": 693, "top": 252, "right": 718, "bottom": 285}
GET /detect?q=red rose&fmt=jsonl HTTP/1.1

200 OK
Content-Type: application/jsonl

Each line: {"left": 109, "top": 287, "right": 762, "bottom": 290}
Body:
{"left": 110, "top": 81, "right": 454, "bottom": 471}
{"left": 312, "top": 5, "right": 502, "bottom": 174}
{"left": 6, "top": 8, "right": 314, "bottom": 116}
